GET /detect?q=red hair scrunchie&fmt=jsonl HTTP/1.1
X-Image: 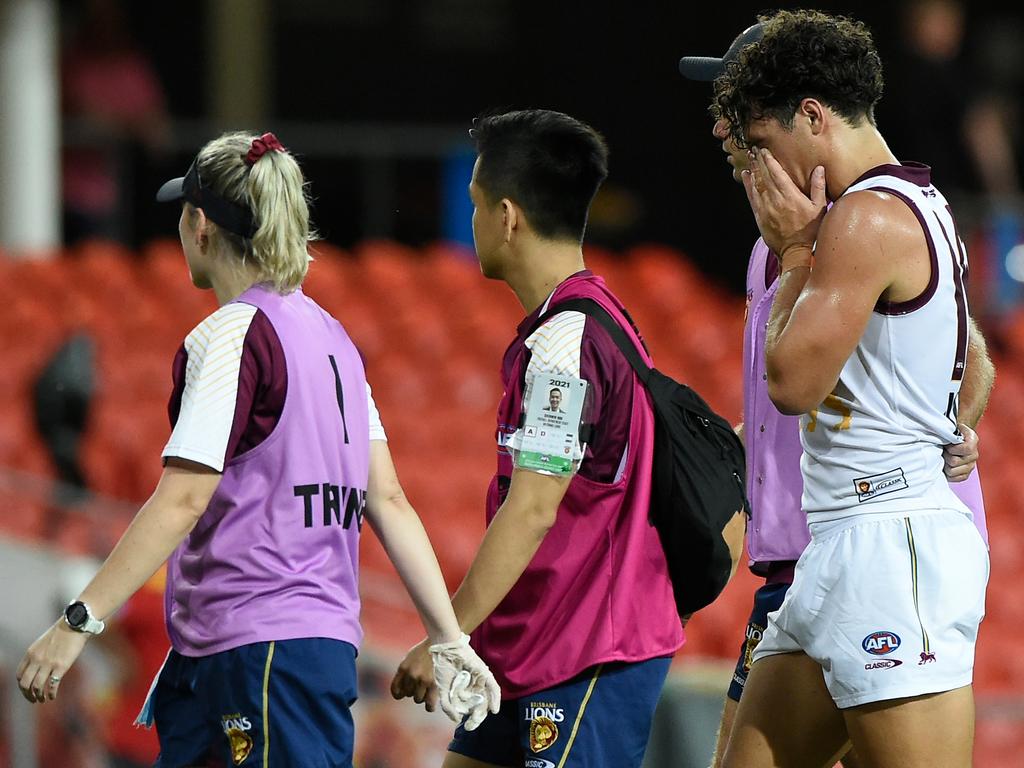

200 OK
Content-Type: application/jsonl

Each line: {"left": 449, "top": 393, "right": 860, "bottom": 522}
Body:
{"left": 245, "top": 132, "right": 286, "bottom": 166}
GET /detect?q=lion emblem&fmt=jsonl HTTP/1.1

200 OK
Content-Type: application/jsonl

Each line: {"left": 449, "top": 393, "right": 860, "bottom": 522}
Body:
{"left": 530, "top": 715, "right": 559, "bottom": 753}
{"left": 226, "top": 728, "right": 253, "bottom": 765}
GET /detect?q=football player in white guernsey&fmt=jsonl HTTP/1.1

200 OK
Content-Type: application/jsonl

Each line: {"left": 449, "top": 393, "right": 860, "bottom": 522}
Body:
{"left": 713, "top": 10, "right": 992, "bottom": 768}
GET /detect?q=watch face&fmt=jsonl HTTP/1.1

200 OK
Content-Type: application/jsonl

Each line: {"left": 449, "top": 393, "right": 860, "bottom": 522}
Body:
{"left": 66, "top": 602, "right": 88, "bottom": 628}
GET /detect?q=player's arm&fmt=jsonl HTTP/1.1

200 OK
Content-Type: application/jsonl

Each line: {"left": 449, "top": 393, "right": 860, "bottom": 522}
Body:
{"left": 958, "top": 319, "right": 995, "bottom": 429}
{"left": 391, "top": 467, "right": 569, "bottom": 709}
{"left": 369, "top": 439, "right": 501, "bottom": 726}
{"left": 763, "top": 191, "right": 902, "bottom": 414}
{"left": 449, "top": 468, "right": 569, "bottom": 633}
{"left": 75, "top": 459, "right": 219, "bottom": 619}
{"left": 362, "top": 382, "right": 469, "bottom": 646}
{"left": 363, "top": 440, "right": 462, "bottom": 646}
{"left": 742, "top": 148, "right": 899, "bottom": 413}
{"left": 443, "top": 311, "right": 591, "bottom": 629}
{"left": 73, "top": 305, "right": 254, "bottom": 623}
{"left": 19, "top": 306, "right": 260, "bottom": 704}
{"left": 942, "top": 319, "right": 995, "bottom": 481}
{"left": 16, "top": 459, "right": 220, "bottom": 703}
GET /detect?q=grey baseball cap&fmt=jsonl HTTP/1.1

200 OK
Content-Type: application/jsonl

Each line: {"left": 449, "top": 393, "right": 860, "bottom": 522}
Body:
{"left": 678, "top": 23, "right": 764, "bottom": 81}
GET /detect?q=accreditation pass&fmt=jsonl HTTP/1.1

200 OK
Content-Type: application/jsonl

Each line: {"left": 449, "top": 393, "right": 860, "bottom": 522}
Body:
{"left": 515, "top": 373, "right": 588, "bottom": 476}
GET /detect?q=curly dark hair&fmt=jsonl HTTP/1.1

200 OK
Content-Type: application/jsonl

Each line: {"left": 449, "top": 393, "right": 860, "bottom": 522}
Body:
{"left": 712, "top": 9, "right": 884, "bottom": 149}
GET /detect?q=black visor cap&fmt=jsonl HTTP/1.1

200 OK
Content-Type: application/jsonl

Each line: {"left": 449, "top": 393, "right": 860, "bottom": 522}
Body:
{"left": 155, "top": 160, "right": 256, "bottom": 238}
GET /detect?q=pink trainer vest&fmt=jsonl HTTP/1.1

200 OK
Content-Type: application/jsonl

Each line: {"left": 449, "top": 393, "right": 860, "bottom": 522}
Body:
{"left": 165, "top": 285, "right": 370, "bottom": 656}
{"left": 472, "top": 272, "right": 684, "bottom": 699}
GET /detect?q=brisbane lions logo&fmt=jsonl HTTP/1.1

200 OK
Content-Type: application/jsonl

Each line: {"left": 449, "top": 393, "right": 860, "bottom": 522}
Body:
{"left": 529, "top": 716, "right": 559, "bottom": 752}
{"left": 221, "top": 714, "right": 254, "bottom": 764}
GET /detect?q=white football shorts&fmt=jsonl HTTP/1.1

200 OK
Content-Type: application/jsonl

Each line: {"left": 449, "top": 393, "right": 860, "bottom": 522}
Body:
{"left": 752, "top": 508, "right": 989, "bottom": 709}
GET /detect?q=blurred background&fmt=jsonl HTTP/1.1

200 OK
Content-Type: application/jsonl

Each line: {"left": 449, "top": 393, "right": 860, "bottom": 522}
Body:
{"left": 0, "top": 0, "right": 1022, "bottom": 766}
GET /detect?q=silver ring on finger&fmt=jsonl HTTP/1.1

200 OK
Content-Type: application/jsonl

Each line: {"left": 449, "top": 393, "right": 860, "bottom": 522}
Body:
{"left": 49, "top": 676, "right": 61, "bottom": 685}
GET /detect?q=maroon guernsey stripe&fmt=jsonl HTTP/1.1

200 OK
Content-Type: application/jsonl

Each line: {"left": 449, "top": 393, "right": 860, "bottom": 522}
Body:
{"left": 576, "top": 317, "right": 634, "bottom": 482}
{"left": 869, "top": 187, "right": 940, "bottom": 316}
{"left": 848, "top": 162, "right": 933, "bottom": 190}
{"left": 956, "top": 235, "right": 970, "bottom": 285}
{"left": 932, "top": 211, "right": 969, "bottom": 381}
{"left": 167, "top": 346, "right": 187, "bottom": 430}
{"left": 229, "top": 310, "right": 288, "bottom": 458}
{"left": 764, "top": 249, "right": 780, "bottom": 289}
{"left": 166, "top": 309, "right": 287, "bottom": 467}
{"left": 509, "top": 271, "right": 632, "bottom": 484}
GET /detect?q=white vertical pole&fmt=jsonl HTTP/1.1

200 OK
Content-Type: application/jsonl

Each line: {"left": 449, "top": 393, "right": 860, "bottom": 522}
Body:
{"left": 0, "top": 0, "right": 60, "bottom": 256}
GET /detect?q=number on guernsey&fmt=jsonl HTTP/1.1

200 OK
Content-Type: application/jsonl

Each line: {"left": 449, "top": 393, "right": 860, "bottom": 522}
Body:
{"left": 329, "top": 354, "right": 350, "bottom": 444}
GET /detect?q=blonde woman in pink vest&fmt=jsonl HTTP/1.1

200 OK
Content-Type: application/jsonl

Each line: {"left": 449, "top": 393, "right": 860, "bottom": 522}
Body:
{"left": 392, "top": 110, "right": 686, "bottom": 768}
{"left": 16, "top": 131, "right": 498, "bottom": 767}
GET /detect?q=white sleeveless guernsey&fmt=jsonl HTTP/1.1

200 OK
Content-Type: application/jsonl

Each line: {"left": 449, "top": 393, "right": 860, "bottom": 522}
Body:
{"left": 800, "top": 163, "right": 971, "bottom": 521}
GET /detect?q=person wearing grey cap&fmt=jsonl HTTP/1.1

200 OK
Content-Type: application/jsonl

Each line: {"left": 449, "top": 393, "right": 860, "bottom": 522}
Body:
{"left": 678, "top": 22, "right": 764, "bottom": 84}
{"left": 680, "top": 13, "right": 992, "bottom": 768}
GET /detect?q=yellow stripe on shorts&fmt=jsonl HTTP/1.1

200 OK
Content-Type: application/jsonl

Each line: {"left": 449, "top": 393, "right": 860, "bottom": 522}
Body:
{"left": 904, "top": 519, "right": 930, "bottom": 654}
{"left": 262, "top": 641, "right": 276, "bottom": 765}
{"left": 556, "top": 664, "right": 603, "bottom": 768}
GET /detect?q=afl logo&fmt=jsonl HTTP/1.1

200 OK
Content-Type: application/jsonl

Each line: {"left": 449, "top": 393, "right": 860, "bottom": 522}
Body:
{"left": 862, "top": 631, "right": 901, "bottom": 655}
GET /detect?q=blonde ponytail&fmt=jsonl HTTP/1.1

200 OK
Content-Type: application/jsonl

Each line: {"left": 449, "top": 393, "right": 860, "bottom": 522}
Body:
{"left": 195, "top": 131, "right": 316, "bottom": 293}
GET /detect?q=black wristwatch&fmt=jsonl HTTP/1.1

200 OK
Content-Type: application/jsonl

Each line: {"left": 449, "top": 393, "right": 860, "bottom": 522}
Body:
{"left": 63, "top": 601, "right": 105, "bottom": 635}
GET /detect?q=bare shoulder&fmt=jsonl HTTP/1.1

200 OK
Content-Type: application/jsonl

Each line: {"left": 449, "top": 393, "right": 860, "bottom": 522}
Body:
{"left": 821, "top": 190, "right": 921, "bottom": 243}
{"left": 816, "top": 189, "right": 930, "bottom": 300}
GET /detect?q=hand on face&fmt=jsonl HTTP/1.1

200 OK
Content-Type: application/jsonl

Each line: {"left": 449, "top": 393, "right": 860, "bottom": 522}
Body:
{"left": 712, "top": 119, "right": 750, "bottom": 182}
{"left": 741, "top": 148, "right": 826, "bottom": 262}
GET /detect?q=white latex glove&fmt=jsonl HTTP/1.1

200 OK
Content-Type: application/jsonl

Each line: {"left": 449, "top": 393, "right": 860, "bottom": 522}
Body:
{"left": 429, "top": 633, "right": 501, "bottom": 730}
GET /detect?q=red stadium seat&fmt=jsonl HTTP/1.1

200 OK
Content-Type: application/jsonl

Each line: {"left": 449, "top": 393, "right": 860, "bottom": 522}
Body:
{"left": 0, "top": 497, "right": 49, "bottom": 542}
{"left": 975, "top": 715, "right": 1024, "bottom": 766}
{"left": 420, "top": 242, "right": 481, "bottom": 300}
{"left": 353, "top": 240, "right": 422, "bottom": 297}
{"left": 1001, "top": 309, "right": 1024, "bottom": 358}
{"left": 303, "top": 253, "right": 353, "bottom": 315}
{"left": 0, "top": 395, "right": 53, "bottom": 478}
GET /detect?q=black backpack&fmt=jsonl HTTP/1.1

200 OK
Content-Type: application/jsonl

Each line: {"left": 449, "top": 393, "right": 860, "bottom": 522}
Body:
{"left": 533, "top": 298, "right": 750, "bottom": 616}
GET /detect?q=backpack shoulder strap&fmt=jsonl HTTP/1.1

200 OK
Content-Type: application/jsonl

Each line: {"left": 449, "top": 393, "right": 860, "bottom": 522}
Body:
{"left": 533, "top": 297, "right": 653, "bottom": 385}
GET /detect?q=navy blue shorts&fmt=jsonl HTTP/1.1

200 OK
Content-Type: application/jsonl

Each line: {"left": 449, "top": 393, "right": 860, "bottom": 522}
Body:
{"left": 728, "top": 582, "right": 791, "bottom": 701}
{"left": 152, "top": 638, "right": 357, "bottom": 768}
{"left": 448, "top": 656, "right": 672, "bottom": 768}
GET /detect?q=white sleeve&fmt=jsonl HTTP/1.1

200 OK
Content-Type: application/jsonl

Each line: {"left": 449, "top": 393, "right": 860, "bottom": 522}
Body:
{"left": 367, "top": 381, "right": 387, "bottom": 442}
{"left": 162, "top": 303, "right": 258, "bottom": 472}
{"left": 512, "top": 310, "right": 588, "bottom": 463}
{"left": 524, "top": 311, "right": 586, "bottom": 379}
